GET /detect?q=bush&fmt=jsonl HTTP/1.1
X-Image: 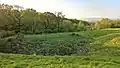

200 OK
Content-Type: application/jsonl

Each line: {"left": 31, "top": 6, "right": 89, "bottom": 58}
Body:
{"left": 0, "top": 30, "right": 15, "bottom": 38}
{"left": 0, "top": 35, "right": 90, "bottom": 56}
{"left": 0, "top": 32, "right": 92, "bottom": 56}
{"left": 69, "top": 33, "right": 80, "bottom": 36}
{"left": 1, "top": 34, "right": 34, "bottom": 54}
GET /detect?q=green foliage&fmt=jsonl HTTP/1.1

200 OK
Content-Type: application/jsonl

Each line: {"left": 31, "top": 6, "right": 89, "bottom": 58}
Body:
{"left": 69, "top": 33, "right": 80, "bottom": 36}
{"left": 0, "top": 3, "right": 90, "bottom": 35}
{"left": 60, "top": 20, "right": 74, "bottom": 32}
{"left": 90, "top": 31, "right": 120, "bottom": 56}
{"left": 0, "top": 34, "right": 31, "bottom": 54}
{"left": 93, "top": 18, "right": 120, "bottom": 29}
{"left": 0, "top": 33, "right": 91, "bottom": 56}
{"left": 1, "top": 53, "right": 120, "bottom": 68}
{"left": 1, "top": 29, "right": 120, "bottom": 56}
{"left": 94, "top": 18, "right": 112, "bottom": 29}
{"left": 2, "top": 3, "right": 120, "bottom": 68}
{"left": 1, "top": 28, "right": 120, "bottom": 56}
{"left": 111, "top": 20, "right": 120, "bottom": 28}
{"left": 104, "top": 37, "right": 120, "bottom": 47}
{"left": 73, "top": 20, "right": 89, "bottom": 31}
{"left": 0, "top": 30, "right": 15, "bottom": 38}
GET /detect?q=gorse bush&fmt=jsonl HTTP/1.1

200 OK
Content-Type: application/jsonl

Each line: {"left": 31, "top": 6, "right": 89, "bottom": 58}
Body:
{"left": 0, "top": 33, "right": 91, "bottom": 56}
{"left": 35, "top": 39, "right": 90, "bottom": 56}
{"left": 1, "top": 34, "right": 31, "bottom": 54}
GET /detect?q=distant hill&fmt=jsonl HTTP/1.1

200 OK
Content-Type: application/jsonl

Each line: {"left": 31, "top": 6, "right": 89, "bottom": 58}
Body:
{"left": 81, "top": 18, "right": 101, "bottom": 22}
{"left": 80, "top": 17, "right": 120, "bottom": 22}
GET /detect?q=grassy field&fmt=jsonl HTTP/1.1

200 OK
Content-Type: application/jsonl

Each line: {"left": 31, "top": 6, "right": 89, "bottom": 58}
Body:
{"left": 1, "top": 53, "right": 120, "bottom": 68}
{"left": 1, "top": 28, "right": 120, "bottom": 68}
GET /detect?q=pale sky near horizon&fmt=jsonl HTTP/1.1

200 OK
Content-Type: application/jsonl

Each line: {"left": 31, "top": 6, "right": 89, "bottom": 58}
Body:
{"left": 0, "top": 0, "right": 120, "bottom": 19}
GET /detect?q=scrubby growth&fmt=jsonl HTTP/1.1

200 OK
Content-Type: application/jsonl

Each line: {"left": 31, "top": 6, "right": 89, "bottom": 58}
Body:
{"left": 0, "top": 33, "right": 91, "bottom": 56}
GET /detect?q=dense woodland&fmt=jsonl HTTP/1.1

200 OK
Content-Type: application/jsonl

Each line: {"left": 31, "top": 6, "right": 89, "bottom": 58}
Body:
{"left": 0, "top": 3, "right": 120, "bottom": 36}
{"left": 1, "top": 3, "right": 120, "bottom": 56}
{"left": 0, "top": 3, "right": 90, "bottom": 36}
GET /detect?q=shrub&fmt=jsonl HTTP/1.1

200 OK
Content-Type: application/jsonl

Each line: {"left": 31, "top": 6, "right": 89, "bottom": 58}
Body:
{"left": 69, "top": 33, "right": 80, "bottom": 36}
{"left": 0, "top": 33, "right": 91, "bottom": 56}
{"left": 0, "top": 30, "right": 15, "bottom": 38}
{"left": 1, "top": 34, "right": 34, "bottom": 54}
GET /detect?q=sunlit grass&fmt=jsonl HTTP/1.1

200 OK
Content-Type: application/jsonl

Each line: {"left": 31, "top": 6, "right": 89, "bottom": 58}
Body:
{"left": 1, "top": 53, "right": 120, "bottom": 68}
{"left": 102, "top": 28, "right": 120, "bottom": 30}
{"left": 104, "top": 37, "right": 120, "bottom": 47}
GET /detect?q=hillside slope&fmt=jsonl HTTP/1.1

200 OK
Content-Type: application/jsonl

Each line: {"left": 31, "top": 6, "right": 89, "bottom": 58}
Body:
{"left": 1, "top": 28, "right": 120, "bottom": 68}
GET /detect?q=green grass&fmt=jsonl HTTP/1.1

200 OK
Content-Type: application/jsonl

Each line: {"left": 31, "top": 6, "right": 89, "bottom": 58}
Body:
{"left": 1, "top": 53, "right": 120, "bottom": 68}
{"left": 104, "top": 37, "right": 120, "bottom": 47}
{"left": 1, "top": 28, "right": 120, "bottom": 67}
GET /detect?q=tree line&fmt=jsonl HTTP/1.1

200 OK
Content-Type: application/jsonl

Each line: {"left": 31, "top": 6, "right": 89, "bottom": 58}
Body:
{"left": 0, "top": 3, "right": 120, "bottom": 38}
{"left": 94, "top": 18, "right": 120, "bottom": 29}
{"left": 0, "top": 3, "right": 90, "bottom": 37}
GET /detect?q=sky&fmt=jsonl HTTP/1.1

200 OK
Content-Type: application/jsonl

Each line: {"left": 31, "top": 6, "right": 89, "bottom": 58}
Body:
{"left": 0, "top": 0, "right": 120, "bottom": 19}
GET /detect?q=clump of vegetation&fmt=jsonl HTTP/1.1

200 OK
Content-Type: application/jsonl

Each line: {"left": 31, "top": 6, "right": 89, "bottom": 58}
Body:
{"left": 0, "top": 34, "right": 31, "bottom": 54}
{"left": 69, "top": 33, "right": 80, "bottom": 36}
{"left": 0, "top": 31, "right": 15, "bottom": 38}
{"left": 0, "top": 32, "right": 91, "bottom": 56}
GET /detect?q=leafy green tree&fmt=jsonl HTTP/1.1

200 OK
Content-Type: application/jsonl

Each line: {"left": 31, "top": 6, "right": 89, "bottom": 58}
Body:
{"left": 55, "top": 12, "right": 65, "bottom": 32}
{"left": 40, "top": 12, "right": 56, "bottom": 33}
{"left": 0, "top": 4, "right": 14, "bottom": 31}
{"left": 73, "top": 20, "right": 89, "bottom": 31}
{"left": 60, "top": 20, "right": 74, "bottom": 32}
{"left": 0, "top": 4, "right": 24, "bottom": 33}
{"left": 0, "top": 3, "right": 93, "bottom": 34}
{"left": 94, "top": 18, "right": 112, "bottom": 29}
{"left": 21, "top": 8, "right": 39, "bottom": 34}
{"left": 111, "top": 20, "right": 120, "bottom": 28}
{"left": 12, "top": 5, "right": 24, "bottom": 33}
